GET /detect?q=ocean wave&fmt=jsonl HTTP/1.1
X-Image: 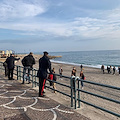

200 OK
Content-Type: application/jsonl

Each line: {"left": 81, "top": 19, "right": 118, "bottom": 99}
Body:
{"left": 51, "top": 60, "right": 119, "bottom": 69}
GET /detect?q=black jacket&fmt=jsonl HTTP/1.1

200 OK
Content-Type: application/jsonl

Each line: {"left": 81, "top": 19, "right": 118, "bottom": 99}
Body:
{"left": 6, "top": 56, "right": 20, "bottom": 69}
{"left": 37, "top": 55, "right": 52, "bottom": 79}
{"left": 22, "top": 55, "right": 35, "bottom": 68}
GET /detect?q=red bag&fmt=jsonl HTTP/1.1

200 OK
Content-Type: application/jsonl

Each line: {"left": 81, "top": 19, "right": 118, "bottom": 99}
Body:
{"left": 48, "top": 74, "right": 53, "bottom": 86}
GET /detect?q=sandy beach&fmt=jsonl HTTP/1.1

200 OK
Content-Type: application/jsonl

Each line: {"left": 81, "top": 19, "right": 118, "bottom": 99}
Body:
{"left": 15, "top": 54, "right": 120, "bottom": 120}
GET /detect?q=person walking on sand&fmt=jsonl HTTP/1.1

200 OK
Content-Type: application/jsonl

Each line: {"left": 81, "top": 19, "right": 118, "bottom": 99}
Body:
{"left": 37, "top": 51, "right": 52, "bottom": 97}
{"left": 22, "top": 52, "right": 35, "bottom": 84}
{"left": 6, "top": 53, "right": 20, "bottom": 80}
{"left": 59, "top": 66, "right": 63, "bottom": 78}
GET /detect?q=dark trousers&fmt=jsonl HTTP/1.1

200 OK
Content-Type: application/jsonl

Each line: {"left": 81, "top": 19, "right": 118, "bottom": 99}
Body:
{"left": 8, "top": 68, "right": 14, "bottom": 80}
{"left": 39, "top": 78, "right": 46, "bottom": 96}
{"left": 5, "top": 66, "right": 8, "bottom": 76}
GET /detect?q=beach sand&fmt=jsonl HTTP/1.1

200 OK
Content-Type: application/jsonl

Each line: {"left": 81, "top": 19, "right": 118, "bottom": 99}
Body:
{"left": 15, "top": 54, "right": 120, "bottom": 120}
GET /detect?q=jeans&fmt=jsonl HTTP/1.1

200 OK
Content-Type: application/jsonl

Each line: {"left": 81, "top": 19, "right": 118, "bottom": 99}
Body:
{"left": 22, "top": 66, "right": 31, "bottom": 84}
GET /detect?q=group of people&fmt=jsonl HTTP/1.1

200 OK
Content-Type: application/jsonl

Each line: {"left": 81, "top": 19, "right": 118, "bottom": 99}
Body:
{"left": 71, "top": 65, "right": 85, "bottom": 89}
{"left": 3, "top": 52, "right": 85, "bottom": 97}
{"left": 3, "top": 52, "right": 52, "bottom": 97}
{"left": 101, "top": 65, "right": 120, "bottom": 75}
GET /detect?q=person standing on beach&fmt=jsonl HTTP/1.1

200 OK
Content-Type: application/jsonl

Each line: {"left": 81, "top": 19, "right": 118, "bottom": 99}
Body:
{"left": 80, "top": 71, "right": 85, "bottom": 89}
{"left": 113, "top": 66, "right": 116, "bottom": 75}
{"left": 22, "top": 52, "right": 35, "bottom": 84}
{"left": 59, "top": 66, "right": 63, "bottom": 78}
{"left": 71, "top": 67, "right": 77, "bottom": 91}
{"left": 118, "top": 67, "right": 120, "bottom": 75}
{"left": 37, "top": 51, "right": 52, "bottom": 97}
{"left": 110, "top": 66, "right": 112, "bottom": 73}
{"left": 52, "top": 68, "right": 57, "bottom": 93}
{"left": 107, "top": 66, "right": 110, "bottom": 74}
{"left": 101, "top": 65, "right": 105, "bottom": 74}
{"left": 80, "top": 64, "right": 83, "bottom": 71}
{"left": 71, "top": 67, "right": 76, "bottom": 77}
{"left": 6, "top": 53, "right": 20, "bottom": 80}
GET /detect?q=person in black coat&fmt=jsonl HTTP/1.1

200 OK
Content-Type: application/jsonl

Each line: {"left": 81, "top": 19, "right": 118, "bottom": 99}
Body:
{"left": 22, "top": 52, "right": 35, "bottom": 84}
{"left": 6, "top": 53, "right": 20, "bottom": 80}
{"left": 37, "top": 51, "right": 52, "bottom": 97}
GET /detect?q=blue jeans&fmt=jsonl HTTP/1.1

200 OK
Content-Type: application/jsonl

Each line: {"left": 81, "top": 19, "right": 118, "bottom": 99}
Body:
{"left": 22, "top": 66, "right": 31, "bottom": 84}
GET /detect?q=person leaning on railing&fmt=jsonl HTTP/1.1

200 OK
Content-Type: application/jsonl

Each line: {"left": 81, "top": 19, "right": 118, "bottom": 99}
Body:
{"left": 5, "top": 53, "right": 20, "bottom": 80}
{"left": 21, "top": 52, "right": 35, "bottom": 84}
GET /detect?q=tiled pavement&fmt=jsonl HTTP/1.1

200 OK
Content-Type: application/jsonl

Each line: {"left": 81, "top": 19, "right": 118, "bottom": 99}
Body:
{"left": 0, "top": 74, "right": 90, "bottom": 120}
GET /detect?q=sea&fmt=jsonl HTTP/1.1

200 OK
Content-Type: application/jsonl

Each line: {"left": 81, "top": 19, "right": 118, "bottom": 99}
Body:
{"left": 48, "top": 50, "right": 120, "bottom": 69}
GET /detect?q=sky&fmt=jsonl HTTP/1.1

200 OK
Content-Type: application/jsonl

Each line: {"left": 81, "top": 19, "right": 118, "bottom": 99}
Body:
{"left": 0, "top": 0, "right": 120, "bottom": 53}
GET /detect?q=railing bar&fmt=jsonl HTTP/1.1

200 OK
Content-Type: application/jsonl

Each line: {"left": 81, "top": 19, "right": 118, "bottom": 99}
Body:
{"left": 78, "top": 79, "right": 120, "bottom": 90}
{"left": 78, "top": 99, "right": 120, "bottom": 117}
{"left": 77, "top": 89, "right": 120, "bottom": 104}
{"left": 45, "top": 86, "right": 71, "bottom": 98}
{"left": 47, "top": 79, "right": 71, "bottom": 88}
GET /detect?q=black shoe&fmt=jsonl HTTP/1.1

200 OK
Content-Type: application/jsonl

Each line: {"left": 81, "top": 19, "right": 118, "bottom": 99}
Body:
{"left": 21, "top": 83, "right": 24, "bottom": 84}
{"left": 28, "top": 82, "right": 31, "bottom": 84}
{"left": 39, "top": 95, "right": 45, "bottom": 97}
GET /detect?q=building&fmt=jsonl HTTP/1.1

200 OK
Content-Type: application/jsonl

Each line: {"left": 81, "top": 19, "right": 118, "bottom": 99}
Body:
{"left": 0, "top": 50, "right": 13, "bottom": 58}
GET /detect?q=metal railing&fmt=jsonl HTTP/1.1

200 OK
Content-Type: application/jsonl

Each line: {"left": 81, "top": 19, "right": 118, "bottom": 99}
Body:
{"left": 0, "top": 62, "right": 120, "bottom": 118}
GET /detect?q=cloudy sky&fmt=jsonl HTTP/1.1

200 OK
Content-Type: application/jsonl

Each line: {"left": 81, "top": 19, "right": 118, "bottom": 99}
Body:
{"left": 0, "top": 0, "right": 120, "bottom": 53}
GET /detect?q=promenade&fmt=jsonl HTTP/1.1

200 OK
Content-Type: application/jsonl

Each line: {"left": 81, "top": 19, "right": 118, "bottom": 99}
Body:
{"left": 0, "top": 72, "right": 90, "bottom": 120}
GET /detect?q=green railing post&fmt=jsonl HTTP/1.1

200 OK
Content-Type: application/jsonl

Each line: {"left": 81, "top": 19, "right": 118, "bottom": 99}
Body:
{"left": 70, "top": 78, "right": 73, "bottom": 107}
{"left": 17, "top": 66, "right": 19, "bottom": 80}
{"left": 78, "top": 79, "right": 80, "bottom": 108}
{"left": 32, "top": 69, "right": 34, "bottom": 88}
{"left": 35, "top": 70, "right": 37, "bottom": 87}
{"left": 74, "top": 78, "right": 77, "bottom": 109}
{"left": 19, "top": 66, "right": 21, "bottom": 80}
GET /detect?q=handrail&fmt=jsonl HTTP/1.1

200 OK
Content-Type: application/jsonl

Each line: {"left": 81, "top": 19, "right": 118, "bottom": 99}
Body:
{"left": 0, "top": 61, "right": 119, "bottom": 118}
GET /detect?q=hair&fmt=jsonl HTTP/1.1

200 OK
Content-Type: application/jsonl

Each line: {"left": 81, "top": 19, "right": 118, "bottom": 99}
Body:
{"left": 29, "top": 52, "right": 33, "bottom": 55}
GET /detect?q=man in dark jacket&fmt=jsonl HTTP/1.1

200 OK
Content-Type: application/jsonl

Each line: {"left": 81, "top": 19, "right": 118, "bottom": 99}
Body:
{"left": 22, "top": 52, "right": 35, "bottom": 84}
{"left": 6, "top": 53, "right": 20, "bottom": 80}
{"left": 37, "top": 51, "right": 52, "bottom": 97}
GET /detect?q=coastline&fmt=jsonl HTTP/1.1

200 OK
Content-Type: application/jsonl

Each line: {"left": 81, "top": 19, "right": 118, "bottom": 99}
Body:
{"left": 15, "top": 54, "right": 120, "bottom": 120}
